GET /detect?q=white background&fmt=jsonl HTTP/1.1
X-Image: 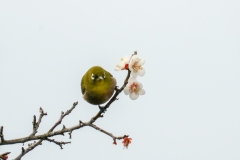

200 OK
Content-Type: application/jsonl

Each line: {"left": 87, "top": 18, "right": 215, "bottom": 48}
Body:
{"left": 0, "top": 1, "right": 240, "bottom": 160}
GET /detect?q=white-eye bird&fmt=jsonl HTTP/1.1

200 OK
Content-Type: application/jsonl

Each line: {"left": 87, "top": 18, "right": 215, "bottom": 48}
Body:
{"left": 81, "top": 66, "right": 116, "bottom": 105}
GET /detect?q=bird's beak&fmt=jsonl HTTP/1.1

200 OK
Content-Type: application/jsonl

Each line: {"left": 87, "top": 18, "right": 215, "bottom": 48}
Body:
{"left": 98, "top": 76, "right": 103, "bottom": 80}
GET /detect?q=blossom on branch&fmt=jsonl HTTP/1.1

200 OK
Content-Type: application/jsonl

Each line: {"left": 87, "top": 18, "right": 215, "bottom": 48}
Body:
{"left": 129, "top": 55, "right": 145, "bottom": 77}
{"left": 114, "top": 56, "right": 130, "bottom": 71}
{"left": 122, "top": 137, "right": 132, "bottom": 149}
{"left": 124, "top": 78, "right": 145, "bottom": 100}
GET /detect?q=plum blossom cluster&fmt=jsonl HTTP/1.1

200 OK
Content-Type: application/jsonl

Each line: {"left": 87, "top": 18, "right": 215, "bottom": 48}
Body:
{"left": 115, "top": 54, "right": 146, "bottom": 100}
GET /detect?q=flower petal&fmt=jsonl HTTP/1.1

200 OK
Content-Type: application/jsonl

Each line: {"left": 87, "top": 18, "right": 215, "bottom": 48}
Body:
{"left": 140, "top": 58, "right": 145, "bottom": 65}
{"left": 131, "top": 55, "right": 138, "bottom": 61}
{"left": 131, "top": 71, "right": 138, "bottom": 78}
{"left": 138, "top": 88, "right": 145, "bottom": 95}
{"left": 138, "top": 68, "right": 145, "bottom": 76}
{"left": 128, "top": 77, "right": 137, "bottom": 84}
{"left": 117, "top": 61, "right": 125, "bottom": 68}
{"left": 114, "top": 67, "right": 121, "bottom": 71}
{"left": 123, "top": 56, "right": 130, "bottom": 63}
{"left": 132, "top": 55, "right": 141, "bottom": 63}
{"left": 128, "top": 64, "right": 133, "bottom": 72}
{"left": 130, "top": 92, "right": 139, "bottom": 100}
{"left": 124, "top": 86, "right": 130, "bottom": 95}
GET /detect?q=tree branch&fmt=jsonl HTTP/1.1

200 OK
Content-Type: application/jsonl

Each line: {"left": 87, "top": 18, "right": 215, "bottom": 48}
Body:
{"left": 1, "top": 52, "right": 137, "bottom": 159}
{"left": 0, "top": 68, "right": 131, "bottom": 146}
{"left": 13, "top": 140, "right": 43, "bottom": 160}
{"left": 0, "top": 102, "right": 79, "bottom": 145}
{"left": 13, "top": 101, "right": 79, "bottom": 159}
{"left": 88, "top": 123, "right": 127, "bottom": 144}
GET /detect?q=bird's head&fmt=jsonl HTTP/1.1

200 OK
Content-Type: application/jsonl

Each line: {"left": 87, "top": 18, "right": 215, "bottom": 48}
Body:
{"left": 91, "top": 69, "right": 106, "bottom": 81}
{"left": 86, "top": 66, "right": 111, "bottom": 84}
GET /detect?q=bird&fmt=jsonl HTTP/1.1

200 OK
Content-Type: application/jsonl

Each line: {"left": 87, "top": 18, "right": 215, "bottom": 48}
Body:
{"left": 81, "top": 66, "right": 117, "bottom": 106}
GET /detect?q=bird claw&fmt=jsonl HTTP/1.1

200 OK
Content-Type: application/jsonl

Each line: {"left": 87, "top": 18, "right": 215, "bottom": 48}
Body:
{"left": 115, "top": 86, "right": 120, "bottom": 91}
{"left": 98, "top": 105, "right": 107, "bottom": 113}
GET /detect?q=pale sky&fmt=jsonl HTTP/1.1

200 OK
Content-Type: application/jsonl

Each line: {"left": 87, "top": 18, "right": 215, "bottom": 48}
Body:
{"left": 0, "top": 1, "right": 240, "bottom": 160}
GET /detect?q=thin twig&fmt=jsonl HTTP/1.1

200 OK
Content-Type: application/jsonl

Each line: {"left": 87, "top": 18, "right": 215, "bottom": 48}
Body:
{"left": 30, "top": 107, "right": 47, "bottom": 137}
{"left": 48, "top": 101, "right": 78, "bottom": 132}
{"left": 0, "top": 126, "right": 4, "bottom": 143}
{"left": 45, "top": 138, "right": 71, "bottom": 149}
{"left": 13, "top": 140, "right": 43, "bottom": 160}
{"left": 89, "top": 124, "right": 127, "bottom": 144}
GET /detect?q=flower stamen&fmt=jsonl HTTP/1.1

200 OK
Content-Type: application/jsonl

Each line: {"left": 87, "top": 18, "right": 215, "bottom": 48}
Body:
{"left": 132, "top": 62, "right": 142, "bottom": 72}
{"left": 130, "top": 82, "right": 139, "bottom": 93}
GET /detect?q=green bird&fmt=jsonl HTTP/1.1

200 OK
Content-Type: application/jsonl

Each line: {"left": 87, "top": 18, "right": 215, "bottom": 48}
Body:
{"left": 81, "top": 66, "right": 117, "bottom": 105}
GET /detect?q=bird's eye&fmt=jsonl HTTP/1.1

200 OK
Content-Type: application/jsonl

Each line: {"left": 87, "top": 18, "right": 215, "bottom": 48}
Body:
{"left": 91, "top": 74, "right": 95, "bottom": 80}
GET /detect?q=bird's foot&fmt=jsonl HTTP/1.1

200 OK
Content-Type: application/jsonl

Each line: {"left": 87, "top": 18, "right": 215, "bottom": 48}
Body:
{"left": 98, "top": 105, "right": 107, "bottom": 113}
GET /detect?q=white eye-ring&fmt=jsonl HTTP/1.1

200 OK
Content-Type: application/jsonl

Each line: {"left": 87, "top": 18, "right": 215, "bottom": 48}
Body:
{"left": 103, "top": 72, "right": 106, "bottom": 79}
{"left": 91, "top": 74, "right": 95, "bottom": 80}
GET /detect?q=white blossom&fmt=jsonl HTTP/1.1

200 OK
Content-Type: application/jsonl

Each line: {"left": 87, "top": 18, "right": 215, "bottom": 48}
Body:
{"left": 129, "top": 55, "right": 145, "bottom": 77}
{"left": 124, "top": 77, "right": 145, "bottom": 100}
{"left": 114, "top": 56, "right": 130, "bottom": 71}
